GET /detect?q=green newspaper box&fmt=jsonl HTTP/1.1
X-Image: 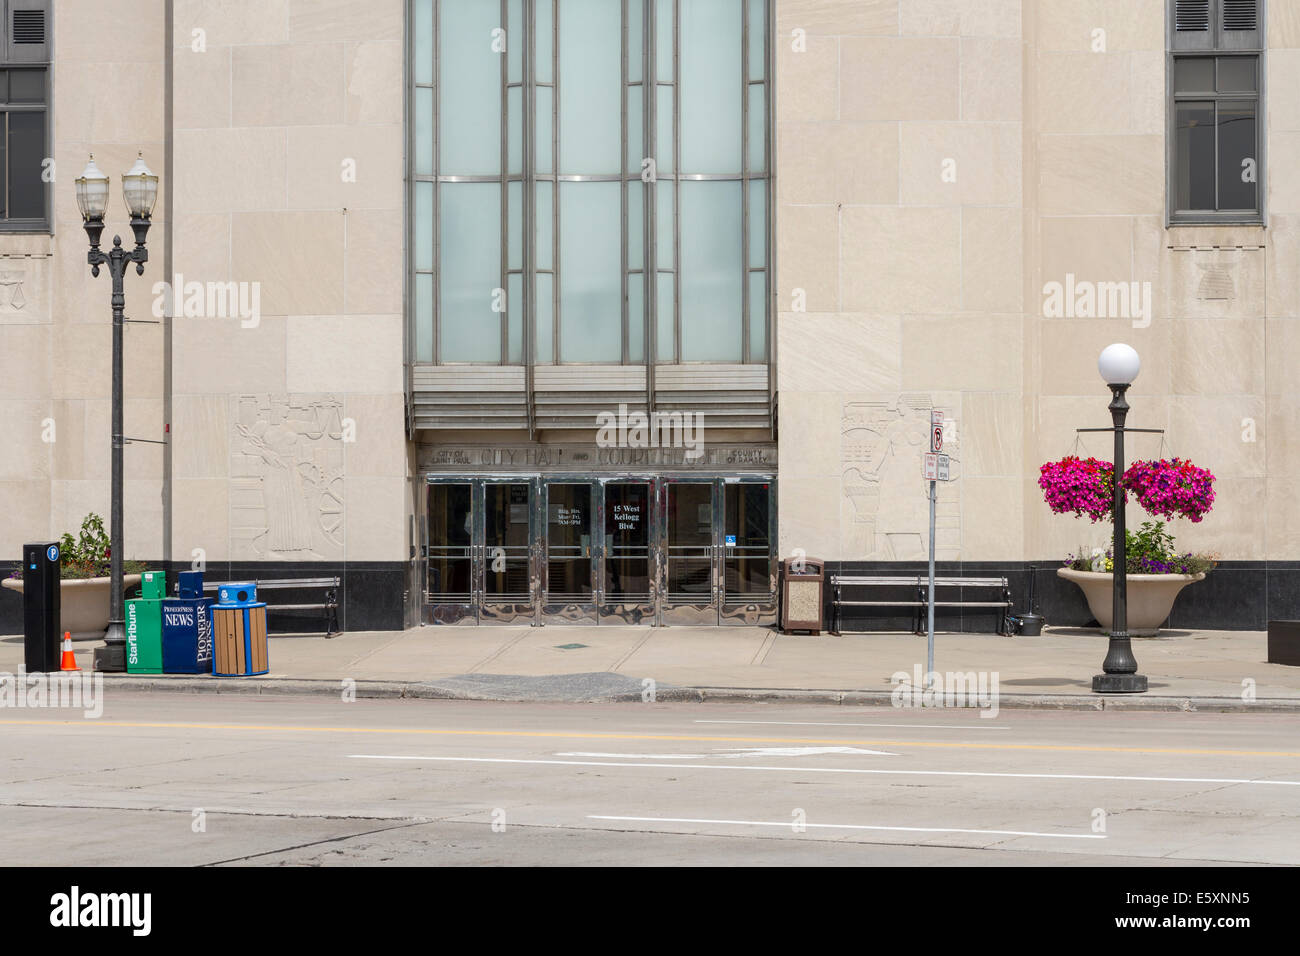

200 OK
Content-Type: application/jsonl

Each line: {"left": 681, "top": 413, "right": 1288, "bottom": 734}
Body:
{"left": 126, "top": 598, "right": 163, "bottom": 674}
{"left": 139, "top": 570, "right": 166, "bottom": 600}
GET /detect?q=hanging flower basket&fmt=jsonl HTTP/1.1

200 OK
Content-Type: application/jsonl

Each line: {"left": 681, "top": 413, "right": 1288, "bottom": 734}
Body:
{"left": 1037, "top": 456, "right": 1116, "bottom": 523}
{"left": 1122, "top": 458, "right": 1216, "bottom": 523}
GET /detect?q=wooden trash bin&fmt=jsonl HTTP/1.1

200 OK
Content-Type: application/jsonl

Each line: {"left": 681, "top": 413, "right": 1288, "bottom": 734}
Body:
{"left": 213, "top": 603, "right": 269, "bottom": 676}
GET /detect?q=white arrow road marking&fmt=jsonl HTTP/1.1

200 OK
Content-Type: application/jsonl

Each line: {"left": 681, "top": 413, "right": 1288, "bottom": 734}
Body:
{"left": 556, "top": 746, "right": 898, "bottom": 759}
{"left": 347, "top": 755, "right": 1300, "bottom": 787}
{"left": 587, "top": 815, "right": 1106, "bottom": 841}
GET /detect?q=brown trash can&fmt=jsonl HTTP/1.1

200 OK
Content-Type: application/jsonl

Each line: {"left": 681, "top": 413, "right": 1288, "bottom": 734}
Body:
{"left": 780, "top": 556, "right": 825, "bottom": 635}
{"left": 213, "top": 603, "right": 269, "bottom": 676}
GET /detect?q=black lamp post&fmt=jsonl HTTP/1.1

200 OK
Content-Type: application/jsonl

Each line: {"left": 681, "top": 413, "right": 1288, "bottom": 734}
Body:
{"left": 75, "top": 153, "right": 159, "bottom": 672}
{"left": 1092, "top": 343, "right": 1148, "bottom": 694}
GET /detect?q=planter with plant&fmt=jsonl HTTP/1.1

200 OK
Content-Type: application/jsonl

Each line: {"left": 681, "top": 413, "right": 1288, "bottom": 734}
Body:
{"left": 3, "top": 513, "right": 149, "bottom": 639}
{"left": 1039, "top": 456, "right": 1217, "bottom": 635}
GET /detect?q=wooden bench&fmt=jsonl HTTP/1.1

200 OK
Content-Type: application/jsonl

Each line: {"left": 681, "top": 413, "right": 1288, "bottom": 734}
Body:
{"left": 830, "top": 574, "right": 1012, "bottom": 636}
{"left": 204, "top": 577, "right": 340, "bottom": 637}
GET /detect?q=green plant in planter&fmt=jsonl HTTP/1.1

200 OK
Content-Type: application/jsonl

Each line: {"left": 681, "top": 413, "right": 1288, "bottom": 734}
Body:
{"left": 57, "top": 513, "right": 149, "bottom": 580}
{"left": 1066, "top": 520, "right": 1218, "bottom": 576}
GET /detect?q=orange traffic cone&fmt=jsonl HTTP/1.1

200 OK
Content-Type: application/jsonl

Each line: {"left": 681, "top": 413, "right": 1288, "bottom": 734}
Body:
{"left": 59, "top": 632, "right": 81, "bottom": 672}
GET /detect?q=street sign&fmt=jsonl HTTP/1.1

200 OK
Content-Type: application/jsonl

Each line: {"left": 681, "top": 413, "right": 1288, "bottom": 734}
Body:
{"left": 923, "top": 453, "right": 951, "bottom": 481}
{"left": 930, "top": 411, "right": 943, "bottom": 453}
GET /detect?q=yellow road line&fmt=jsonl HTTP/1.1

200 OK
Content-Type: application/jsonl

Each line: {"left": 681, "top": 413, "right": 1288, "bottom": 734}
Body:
{"left": 0, "top": 718, "right": 1297, "bottom": 758}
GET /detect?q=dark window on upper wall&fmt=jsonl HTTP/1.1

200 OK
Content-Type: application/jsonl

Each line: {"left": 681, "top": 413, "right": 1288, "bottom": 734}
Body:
{"left": 0, "top": 1, "right": 50, "bottom": 231}
{"left": 1168, "top": 0, "right": 1263, "bottom": 224}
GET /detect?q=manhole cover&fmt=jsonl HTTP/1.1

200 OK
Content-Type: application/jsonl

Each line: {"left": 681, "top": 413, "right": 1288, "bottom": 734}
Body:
{"left": 554, "top": 643, "right": 589, "bottom": 650}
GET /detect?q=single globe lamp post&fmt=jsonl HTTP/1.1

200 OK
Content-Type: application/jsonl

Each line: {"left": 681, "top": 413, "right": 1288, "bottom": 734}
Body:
{"left": 76, "top": 153, "right": 159, "bottom": 672}
{"left": 1093, "top": 343, "right": 1148, "bottom": 694}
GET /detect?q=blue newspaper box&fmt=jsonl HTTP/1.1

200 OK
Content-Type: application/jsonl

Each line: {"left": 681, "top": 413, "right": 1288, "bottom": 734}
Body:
{"left": 177, "top": 570, "right": 205, "bottom": 599}
{"left": 161, "top": 598, "right": 215, "bottom": 674}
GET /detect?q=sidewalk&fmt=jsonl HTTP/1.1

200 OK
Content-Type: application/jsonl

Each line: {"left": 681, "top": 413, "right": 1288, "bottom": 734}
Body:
{"left": 3, "top": 624, "right": 1296, "bottom": 711}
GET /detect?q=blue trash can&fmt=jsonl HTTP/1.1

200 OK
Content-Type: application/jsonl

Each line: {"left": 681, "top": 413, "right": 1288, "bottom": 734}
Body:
{"left": 213, "top": 583, "right": 268, "bottom": 677}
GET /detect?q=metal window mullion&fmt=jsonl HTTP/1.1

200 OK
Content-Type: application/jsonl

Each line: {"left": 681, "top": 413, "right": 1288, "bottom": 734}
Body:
{"left": 621, "top": 0, "right": 629, "bottom": 366}
{"left": 500, "top": 0, "right": 510, "bottom": 366}
{"left": 552, "top": 0, "right": 560, "bottom": 365}
{"left": 646, "top": 0, "right": 657, "bottom": 412}
{"left": 741, "top": 0, "right": 749, "bottom": 365}
{"left": 525, "top": 0, "right": 536, "bottom": 436}
{"left": 432, "top": 0, "right": 441, "bottom": 365}
{"left": 673, "top": 0, "right": 680, "bottom": 366}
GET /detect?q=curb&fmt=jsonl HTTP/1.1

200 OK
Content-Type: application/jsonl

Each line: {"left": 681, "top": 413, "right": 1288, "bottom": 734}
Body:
{"left": 88, "top": 674, "right": 1300, "bottom": 713}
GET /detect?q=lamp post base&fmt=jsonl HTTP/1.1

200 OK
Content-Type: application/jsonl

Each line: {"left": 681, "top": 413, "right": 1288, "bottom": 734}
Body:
{"left": 93, "top": 620, "right": 127, "bottom": 672}
{"left": 1092, "top": 673, "right": 1148, "bottom": 694}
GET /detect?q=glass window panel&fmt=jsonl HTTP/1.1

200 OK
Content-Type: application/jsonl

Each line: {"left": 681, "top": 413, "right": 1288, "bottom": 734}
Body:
{"left": 655, "top": 84, "right": 674, "bottom": 174}
{"left": 1217, "top": 56, "right": 1256, "bottom": 93}
{"left": 439, "top": 183, "right": 502, "bottom": 362}
{"left": 1174, "top": 101, "right": 1215, "bottom": 211}
{"left": 627, "top": 180, "right": 644, "bottom": 268}
{"left": 747, "top": 178, "right": 765, "bottom": 269}
{"left": 508, "top": 180, "right": 522, "bottom": 270}
{"left": 628, "top": 0, "right": 644, "bottom": 84}
{"left": 680, "top": 180, "right": 742, "bottom": 362}
{"left": 1217, "top": 100, "right": 1257, "bottom": 210}
{"left": 416, "top": 181, "right": 434, "bottom": 270}
{"left": 414, "top": 0, "right": 434, "bottom": 84}
{"left": 627, "top": 85, "right": 644, "bottom": 175}
{"left": 536, "top": 273, "right": 555, "bottom": 362}
{"left": 747, "top": 0, "right": 766, "bottom": 82}
{"left": 415, "top": 86, "right": 434, "bottom": 175}
{"left": 536, "top": 85, "right": 554, "bottom": 173}
{"left": 415, "top": 273, "right": 434, "bottom": 362}
{"left": 427, "top": 483, "right": 472, "bottom": 599}
{"left": 559, "top": 0, "right": 622, "bottom": 173}
{"left": 508, "top": 85, "right": 523, "bottom": 174}
{"left": 656, "top": 271, "right": 675, "bottom": 362}
{"left": 0, "top": 73, "right": 8, "bottom": 103}
{"left": 1174, "top": 57, "right": 1214, "bottom": 93}
{"left": 546, "top": 483, "right": 593, "bottom": 600}
{"left": 747, "top": 270, "right": 766, "bottom": 362}
{"left": 438, "top": 0, "right": 502, "bottom": 175}
{"left": 559, "top": 182, "right": 622, "bottom": 362}
{"left": 656, "top": 180, "right": 674, "bottom": 267}
{"left": 655, "top": 0, "right": 673, "bottom": 82}
{"left": 604, "top": 482, "right": 651, "bottom": 600}
{"left": 747, "top": 84, "right": 766, "bottom": 172}
{"left": 507, "top": 0, "right": 523, "bottom": 83}
{"left": 8, "top": 70, "right": 42, "bottom": 104}
{"left": 8, "top": 111, "right": 44, "bottom": 219}
{"left": 536, "top": 179, "right": 554, "bottom": 269}
{"left": 724, "top": 482, "right": 771, "bottom": 600}
{"left": 536, "top": 0, "right": 554, "bottom": 83}
{"left": 680, "top": 0, "right": 742, "bottom": 173}
{"left": 508, "top": 273, "right": 524, "bottom": 362}
{"left": 628, "top": 272, "right": 645, "bottom": 362}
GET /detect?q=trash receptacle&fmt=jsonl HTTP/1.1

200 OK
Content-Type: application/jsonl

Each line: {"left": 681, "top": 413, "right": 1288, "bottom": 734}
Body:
{"left": 780, "top": 556, "right": 825, "bottom": 635}
{"left": 213, "top": 582, "right": 268, "bottom": 676}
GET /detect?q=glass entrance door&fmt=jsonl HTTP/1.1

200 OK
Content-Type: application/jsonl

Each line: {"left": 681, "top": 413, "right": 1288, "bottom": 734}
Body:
{"left": 542, "top": 482, "right": 597, "bottom": 623}
{"left": 425, "top": 479, "right": 538, "bottom": 624}
{"left": 600, "top": 480, "right": 655, "bottom": 624}
{"left": 660, "top": 480, "right": 720, "bottom": 625}
{"left": 720, "top": 479, "right": 777, "bottom": 625}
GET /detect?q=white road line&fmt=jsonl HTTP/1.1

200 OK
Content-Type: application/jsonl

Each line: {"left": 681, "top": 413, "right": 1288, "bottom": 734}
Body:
{"left": 694, "top": 719, "right": 1011, "bottom": 731}
{"left": 346, "top": 754, "right": 1300, "bottom": 786}
{"left": 557, "top": 746, "right": 898, "bottom": 758}
{"left": 587, "top": 815, "right": 1105, "bottom": 841}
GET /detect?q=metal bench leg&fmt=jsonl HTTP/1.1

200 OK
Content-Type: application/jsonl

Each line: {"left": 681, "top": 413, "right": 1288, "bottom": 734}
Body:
{"left": 325, "top": 589, "right": 340, "bottom": 638}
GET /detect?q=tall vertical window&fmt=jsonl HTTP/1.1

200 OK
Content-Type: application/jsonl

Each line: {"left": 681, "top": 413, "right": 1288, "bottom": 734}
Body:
{"left": 410, "top": 0, "right": 770, "bottom": 365}
{"left": 1168, "top": 0, "right": 1263, "bottom": 224}
{"left": 0, "top": 1, "right": 50, "bottom": 230}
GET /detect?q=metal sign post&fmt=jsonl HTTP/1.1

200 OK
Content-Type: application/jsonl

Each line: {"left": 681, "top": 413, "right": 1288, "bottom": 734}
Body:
{"left": 923, "top": 412, "right": 948, "bottom": 689}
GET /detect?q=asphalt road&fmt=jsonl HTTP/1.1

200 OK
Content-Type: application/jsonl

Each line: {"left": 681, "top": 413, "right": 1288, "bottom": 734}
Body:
{"left": 1, "top": 692, "right": 1298, "bottom": 866}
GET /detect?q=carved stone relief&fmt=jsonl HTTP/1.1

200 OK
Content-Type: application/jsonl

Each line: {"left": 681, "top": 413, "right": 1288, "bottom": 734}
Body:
{"left": 840, "top": 394, "right": 961, "bottom": 562}
{"left": 230, "top": 394, "right": 345, "bottom": 560}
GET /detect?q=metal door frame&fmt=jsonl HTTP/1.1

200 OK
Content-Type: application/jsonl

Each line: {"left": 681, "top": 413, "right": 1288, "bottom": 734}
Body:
{"left": 718, "top": 476, "right": 778, "bottom": 626}
{"left": 539, "top": 478, "right": 600, "bottom": 625}
{"left": 658, "top": 478, "right": 723, "bottom": 626}
{"left": 423, "top": 478, "right": 477, "bottom": 625}
{"left": 597, "top": 476, "right": 658, "bottom": 625}
{"left": 477, "top": 477, "right": 540, "bottom": 625}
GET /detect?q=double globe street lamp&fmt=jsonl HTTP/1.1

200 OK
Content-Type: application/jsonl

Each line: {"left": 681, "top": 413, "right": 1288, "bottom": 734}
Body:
{"left": 74, "top": 153, "right": 159, "bottom": 672}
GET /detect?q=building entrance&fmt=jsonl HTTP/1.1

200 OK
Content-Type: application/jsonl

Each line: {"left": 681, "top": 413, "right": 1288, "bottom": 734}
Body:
{"left": 423, "top": 476, "right": 775, "bottom": 626}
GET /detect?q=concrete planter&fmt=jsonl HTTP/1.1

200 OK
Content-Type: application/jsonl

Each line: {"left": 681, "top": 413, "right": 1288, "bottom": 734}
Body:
{"left": 2, "top": 574, "right": 143, "bottom": 640}
{"left": 1056, "top": 567, "right": 1205, "bottom": 636}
